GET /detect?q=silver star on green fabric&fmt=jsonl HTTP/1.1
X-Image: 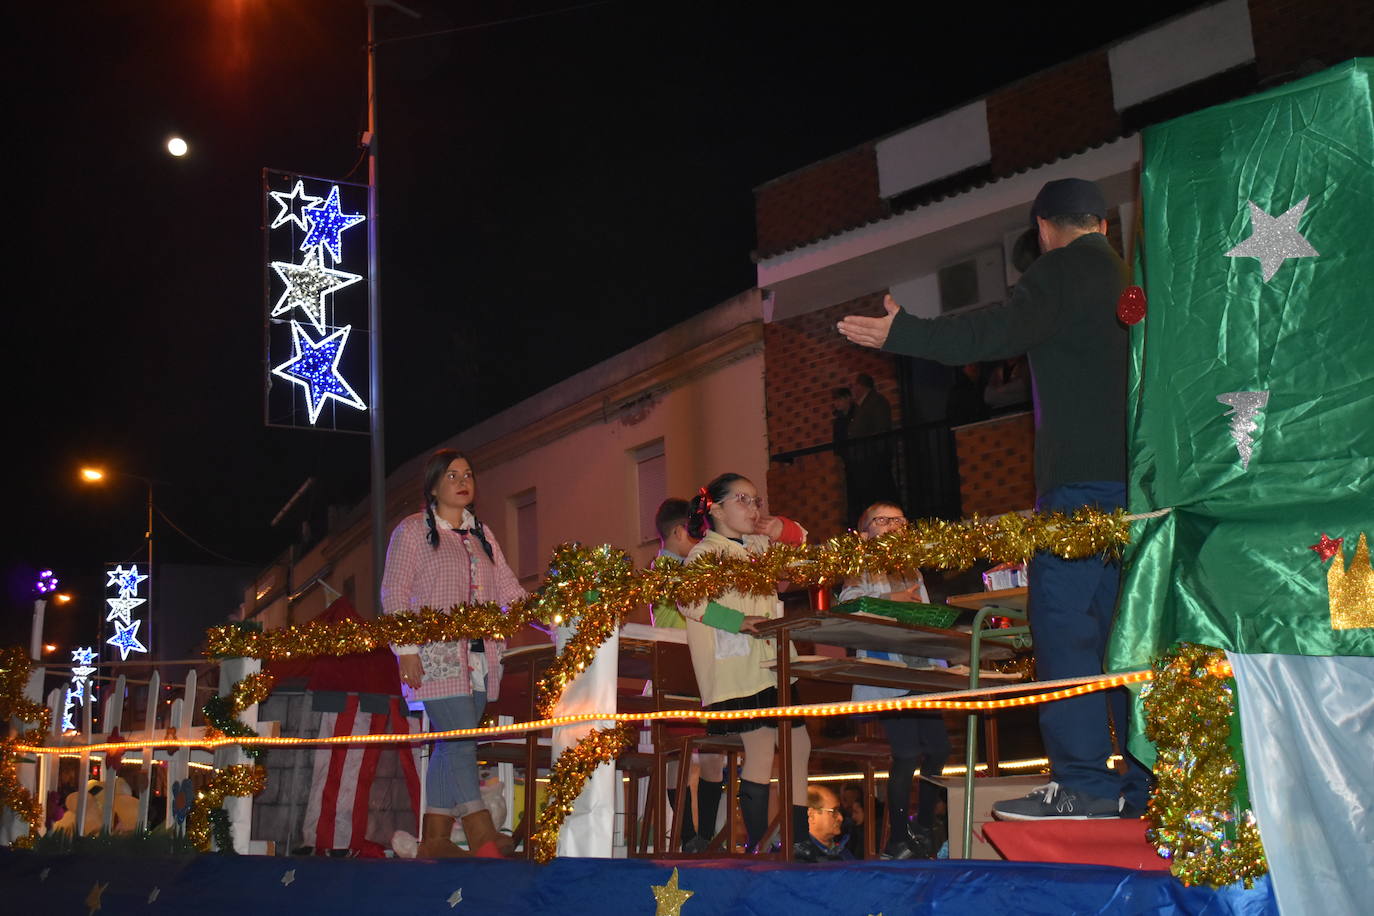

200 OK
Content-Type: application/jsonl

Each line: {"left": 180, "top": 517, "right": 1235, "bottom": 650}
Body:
{"left": 1225, "top": 196, "right": 1319, "bottom": 281}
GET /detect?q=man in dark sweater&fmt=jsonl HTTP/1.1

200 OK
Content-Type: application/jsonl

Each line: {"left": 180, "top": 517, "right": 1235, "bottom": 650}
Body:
{"left": 837, "top": 178, "right": 1150, "bottom": 820}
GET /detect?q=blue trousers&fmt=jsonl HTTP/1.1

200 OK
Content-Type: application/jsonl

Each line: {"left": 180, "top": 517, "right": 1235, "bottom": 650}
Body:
{"left": 422, "top": 691, "right": 487, "bottom": 816}
{"left": 1030, "top": 482, "right": 1150, "bottom": 806}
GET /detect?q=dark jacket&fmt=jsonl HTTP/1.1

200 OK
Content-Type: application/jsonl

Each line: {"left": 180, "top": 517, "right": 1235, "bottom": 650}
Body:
{"left": 884, "top": 232, "right": 1128, "bottom": 495}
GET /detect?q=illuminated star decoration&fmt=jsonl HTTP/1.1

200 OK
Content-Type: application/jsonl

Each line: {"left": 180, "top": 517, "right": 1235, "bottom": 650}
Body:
{"left": 281, "top": 869, "right": 296, "bottom": 887}
{"left": 107, "top": 618, "right": 148, "bottom": 660}
{"left": 271, "top": 247, "right": 362, "bottom": 333}
{"left": 72, "top": 646, "right": 98, "bottom": 666}
{"left": 268, "top": 179, "right": 323, "bottom": 233}
{"left": 1310, "top": 533, "right": 1344, "bottom": 563}
{"left": 447, "top": 889, "right": 463, "bottom": 908}
{"left": 650, "top": 868, "right": 693, "bottom": 916}
{"left": 301, "top": 184, "right": 365, "bottom": 262}
{"left": 272, "top": 322, "right": 367, "bottom": 425}
{"left": 106, "top": 564, "right": 148, "bottom": 598}
{"left": 105, "top": 596, "right": 146, "bottom": 626}
{"left": 1224, "top": 196, "right": 1319, "bottom": 281}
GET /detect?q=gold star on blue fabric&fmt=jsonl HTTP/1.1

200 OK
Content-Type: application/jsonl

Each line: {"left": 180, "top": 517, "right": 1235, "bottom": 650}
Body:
{"left": 650, "top": 868, "right": 693, "bottom": 916}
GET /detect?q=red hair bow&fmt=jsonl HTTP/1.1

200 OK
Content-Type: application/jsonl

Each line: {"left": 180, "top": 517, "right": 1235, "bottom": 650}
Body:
{"left": 698, "top": 486, "right": 713, "bottom": 510}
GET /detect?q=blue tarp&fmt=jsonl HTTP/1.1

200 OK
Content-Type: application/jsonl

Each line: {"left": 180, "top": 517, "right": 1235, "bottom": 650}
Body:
{"left": 0, "top": 850, "right": 1277, "bottom": 915}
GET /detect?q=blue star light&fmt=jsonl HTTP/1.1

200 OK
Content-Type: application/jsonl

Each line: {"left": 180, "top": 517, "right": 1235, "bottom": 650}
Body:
{"left": 106, "top": 564, "right": 148, "bottom": 598}
{"left": 107, "top": 619, "right": 148, "bottom": 660}
{"left": 72, "top": 646, "right": 98, "bottom": 667}
{"left": 272, "top": 321, "right": 367, "bottom": 425}
{"left": 271, "top": 247, "right": 362, "bottom": 333}
{"left": 269, "top": 180, "right": 324, "bottom": 233}
{"left": 301, "top": 185, "right": 365, "bottom": 263}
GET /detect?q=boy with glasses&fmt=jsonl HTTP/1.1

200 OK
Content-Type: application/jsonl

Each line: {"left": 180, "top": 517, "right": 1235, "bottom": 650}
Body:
{"left": 839, "top": 501, "right": 951, "bottom": 858}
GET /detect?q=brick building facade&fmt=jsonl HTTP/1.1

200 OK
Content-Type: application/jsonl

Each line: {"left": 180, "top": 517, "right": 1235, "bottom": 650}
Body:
{"left": 754, "top": 0, "right": 1370, "bottom": 537}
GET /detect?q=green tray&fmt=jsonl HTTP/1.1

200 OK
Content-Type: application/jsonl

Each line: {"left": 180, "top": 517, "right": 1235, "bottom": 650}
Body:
{"left": 829, "top": 596, "right": 959, "bottom": 629}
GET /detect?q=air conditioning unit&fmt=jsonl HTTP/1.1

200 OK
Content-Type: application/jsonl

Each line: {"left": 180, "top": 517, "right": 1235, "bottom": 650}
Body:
{"left": 937, "top": 246, "right": 1006, "bottom": 314}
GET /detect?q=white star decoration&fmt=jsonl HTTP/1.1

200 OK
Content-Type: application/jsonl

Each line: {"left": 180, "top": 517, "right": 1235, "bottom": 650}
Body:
{"left": 281, "top": 869, "right": 296, "bottom": 887}
{"left": 105, "top": 596, "right": 146, "bottom": 626}
{"left": 268, "top": 180, "right": 323, "bottom": 233}
{"left": 271, "top": 322, "right": 367, "bottom": 425}
{"left": 106, "top": 564, "right": 148, "bottom": 598}
{"left": 39, "top": 867, "right": 50, "bottom": 881}
{"left": 271, "top": 246, "right": 362, "bottom": 333}
{"left": 1225, "top": 196, "right": 1319, "bottom": 281}
{"left": 447, "top": 888, "right": 463, "bottom": 908}
{"left": 148, "top": 887, "right": 160, "bottom": 903}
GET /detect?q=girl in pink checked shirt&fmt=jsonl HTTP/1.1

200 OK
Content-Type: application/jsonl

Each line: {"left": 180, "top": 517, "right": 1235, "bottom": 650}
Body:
{"left": 381, "top": 449, "right": 524, "bottom": 858}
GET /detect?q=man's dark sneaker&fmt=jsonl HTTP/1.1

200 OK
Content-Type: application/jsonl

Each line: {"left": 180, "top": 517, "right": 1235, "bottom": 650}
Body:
{"left": 991, "top": 782, "right": 1120, "bottom": 821}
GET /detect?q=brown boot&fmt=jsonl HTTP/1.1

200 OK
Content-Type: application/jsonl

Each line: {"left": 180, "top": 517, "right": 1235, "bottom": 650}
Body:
{"left": 460, "top": 809, "right": 507, "bottom": 858}
{"left": 418, "top": 813, "right": 468, "bottom": 858}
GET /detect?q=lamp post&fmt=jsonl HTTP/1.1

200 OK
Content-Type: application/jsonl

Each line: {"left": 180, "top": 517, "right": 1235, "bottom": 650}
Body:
{"left": 80, "top": 467, "right": 156, "bottom": 658}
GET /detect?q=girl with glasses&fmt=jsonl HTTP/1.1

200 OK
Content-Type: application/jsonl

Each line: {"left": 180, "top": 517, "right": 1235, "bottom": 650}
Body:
{"left": 681, "top": 472, "right": 810, "bottom": 854}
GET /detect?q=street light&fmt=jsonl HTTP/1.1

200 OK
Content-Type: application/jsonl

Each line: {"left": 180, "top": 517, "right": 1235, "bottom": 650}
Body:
{"left": 79, "top": 466, "right": 156, "bottom": 660}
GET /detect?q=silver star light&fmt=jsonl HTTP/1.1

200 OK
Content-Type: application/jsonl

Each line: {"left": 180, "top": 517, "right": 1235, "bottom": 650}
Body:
{"left": 1225, "top": 196, "right": 1319, "bottom": 281}
{"left": 447, "top": 888, "right": 464, "bottom": 908}
{"left": 281, "top": 869, "right": 296, "bottom": 887}
{"left": 1217, "top": 391, "right": 1270, "bottom": 469}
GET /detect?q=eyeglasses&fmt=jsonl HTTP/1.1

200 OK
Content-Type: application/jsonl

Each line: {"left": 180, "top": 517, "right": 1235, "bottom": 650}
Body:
{"left": 722, "top": 493, "right": 764, "bottom": 510}
{"left": 809, "top": 805, "right": 844, "bottom": 817}
{"left": 866, "top": 516, "right": 907, "bottom": 528}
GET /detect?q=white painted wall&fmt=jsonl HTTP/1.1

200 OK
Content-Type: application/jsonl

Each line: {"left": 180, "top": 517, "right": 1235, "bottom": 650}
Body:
{"left": 1109, "top": 0, "right": 1255, "bottom": 111}
{"left": 876, "top": 101, "right": 990, "bottom": 199}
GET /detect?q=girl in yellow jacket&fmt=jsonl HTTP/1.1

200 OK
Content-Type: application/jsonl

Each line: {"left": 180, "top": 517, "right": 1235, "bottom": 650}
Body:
{"left": 681, "top": 472, "right": 810, "bottom": 854}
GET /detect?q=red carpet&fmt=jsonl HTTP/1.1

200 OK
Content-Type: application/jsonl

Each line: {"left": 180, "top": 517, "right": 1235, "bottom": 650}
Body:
{"left": 982, "top": 818, "right": 1171, "bottom": 871}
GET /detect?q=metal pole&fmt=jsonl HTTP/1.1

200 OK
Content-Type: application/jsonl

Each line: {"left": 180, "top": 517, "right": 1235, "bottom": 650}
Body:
{"left": 146, "top": 480, "right": 154, "bottom": 657}
{"left": 367, "top": 1, "right": 386, "bottom": 615}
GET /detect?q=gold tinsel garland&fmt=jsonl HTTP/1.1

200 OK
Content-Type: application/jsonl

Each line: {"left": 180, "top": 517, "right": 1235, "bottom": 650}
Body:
{"left": 204, "top": 510, "right": 1129, "bottom": 665}
{"left": 0, "top": 645, "right": 51, "bottom": 847}
{"left": 186, "top": 764, "right": 268, "bottom": 851}
{"left": 529, "top": 723, "right": 637, "bottom": 864}
{"left": 1141, "top": 644, "right": 1267, "bottom": 887}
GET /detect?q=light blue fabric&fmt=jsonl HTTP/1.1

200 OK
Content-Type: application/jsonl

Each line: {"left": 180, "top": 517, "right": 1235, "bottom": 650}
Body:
{"left": 1227, "top": 653, "right": 1374, "bottom": 916}
{"left": 422, "top": 690, "right": 488, "bottom": 815}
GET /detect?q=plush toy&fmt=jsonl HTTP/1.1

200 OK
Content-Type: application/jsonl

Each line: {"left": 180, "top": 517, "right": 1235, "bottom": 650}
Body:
{"left": 51, "top": 778, "right": 141, "bottom": 835}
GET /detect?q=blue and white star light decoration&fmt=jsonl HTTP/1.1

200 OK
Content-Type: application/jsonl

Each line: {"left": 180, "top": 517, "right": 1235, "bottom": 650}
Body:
{"left": 266, "top": 175, "right": 368, "bottom": 428}
{"left": 272, "top": 323, "right": 367, "bottom": 425}
{"left": 62, "top": 647, "right": 98, "bottom": 731}
{"left": 105, "top": 563, "right": 149, "bottom": 661}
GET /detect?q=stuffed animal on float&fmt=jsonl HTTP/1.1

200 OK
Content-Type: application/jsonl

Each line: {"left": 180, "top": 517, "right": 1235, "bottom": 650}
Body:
{"left": 51, "top": 778, "right": 142, "bottom": 835}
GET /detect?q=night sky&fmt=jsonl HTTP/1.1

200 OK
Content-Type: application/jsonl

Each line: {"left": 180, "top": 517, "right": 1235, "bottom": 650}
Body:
{"left": 5, "top": 0, "right": 1201, "bottom": 652}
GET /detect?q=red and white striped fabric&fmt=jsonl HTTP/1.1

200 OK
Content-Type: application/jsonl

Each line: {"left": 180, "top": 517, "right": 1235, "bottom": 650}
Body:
{"left": 300, "top": 695, "right": 421, "bottom": 853}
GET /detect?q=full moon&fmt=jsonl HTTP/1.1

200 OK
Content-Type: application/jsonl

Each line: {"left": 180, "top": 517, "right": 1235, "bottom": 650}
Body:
{"left": 167, "top": 137, "right": 188, "bottom": 157}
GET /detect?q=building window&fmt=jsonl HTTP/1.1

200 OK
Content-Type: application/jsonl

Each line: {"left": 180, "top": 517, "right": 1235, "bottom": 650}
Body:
{"left": 634, "top": 440, "right": 666, "bottom": 544}
{"left": 513, "top": 490, "right": 539, "bottom": 581}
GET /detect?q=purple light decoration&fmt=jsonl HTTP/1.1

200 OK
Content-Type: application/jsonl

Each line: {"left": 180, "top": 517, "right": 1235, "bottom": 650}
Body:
{"left": 35, "top": 570, "right": 59, "bottom": 594}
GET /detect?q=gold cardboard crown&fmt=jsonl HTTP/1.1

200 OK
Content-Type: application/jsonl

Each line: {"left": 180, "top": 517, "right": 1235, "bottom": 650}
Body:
{"left": 1330, "top": 532, "right": 1374, "bottom": 630}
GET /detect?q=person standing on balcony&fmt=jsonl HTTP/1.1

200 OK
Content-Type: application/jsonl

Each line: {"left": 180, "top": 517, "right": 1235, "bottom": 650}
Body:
{"left": 382, "top": 449, "right": 525, "bottom": 857}
{"left": 680, "top": 473, "right": 810, "bottom": 855}
{"left": 846, "top": 374, "right": 896, "bottom": 524}
{"left": 837, "top": 177, "right": 1151, "bottom": 821}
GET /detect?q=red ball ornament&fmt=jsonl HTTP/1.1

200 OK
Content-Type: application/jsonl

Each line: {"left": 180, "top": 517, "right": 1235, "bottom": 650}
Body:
{"left": 1117, "top": 285, "right": 1147, "bottom": 325}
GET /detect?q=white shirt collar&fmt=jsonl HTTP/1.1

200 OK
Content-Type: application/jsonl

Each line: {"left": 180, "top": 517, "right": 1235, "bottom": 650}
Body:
{"left": 434, "top": 508, "right": 476, "bottom": 530}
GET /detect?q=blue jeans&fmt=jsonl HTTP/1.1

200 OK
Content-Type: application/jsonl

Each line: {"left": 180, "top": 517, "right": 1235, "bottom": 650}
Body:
{"left": 422, "top": 691, "right": 487, "bottom": 816}
{"left": 1030, "top": 482, "right": 1150, "bottom": 806}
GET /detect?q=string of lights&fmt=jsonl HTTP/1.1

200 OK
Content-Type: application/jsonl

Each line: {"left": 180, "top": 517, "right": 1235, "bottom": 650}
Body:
{"left": 16, "top": 670, "right": 1152, "bottom": 757}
